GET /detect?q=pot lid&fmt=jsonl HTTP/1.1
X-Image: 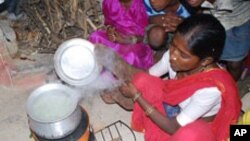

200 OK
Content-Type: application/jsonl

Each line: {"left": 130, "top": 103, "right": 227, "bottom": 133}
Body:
{"left": 54, "top": 38, "right": 101, "bottom": 86}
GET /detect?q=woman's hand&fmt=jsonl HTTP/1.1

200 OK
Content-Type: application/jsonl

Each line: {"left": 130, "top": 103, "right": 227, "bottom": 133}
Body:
{"left": 119, "top": 81, "right": 139, "bottom": 99}
{"left": 106, "top": 25, "right": 140, "bottom": 44}
{"left": 107, "top": 26, "right": 116, "bottom": 42}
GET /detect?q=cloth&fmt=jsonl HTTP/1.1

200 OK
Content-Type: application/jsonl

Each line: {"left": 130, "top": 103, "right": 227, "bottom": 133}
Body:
{"left": 131, "top": 69, "right": 241, "bottom": 141}
{"left": 238, "top": 110, "right": 250, "bottom": 125}
{"left": 169, "top": 120, "right": 216, "bottom": 141}
{"left": 143, "top": 0, "right": 191, "bottom": 18}
{"left": 149, "top": 50, "right": 176, "bottom": 78}
{"left": 201, "top": 0, "right": 250, "bottom": 30}
{"left": 177, "top": 87, "right": 221, "bottom": 126}
{"left": 220, "top": 19, "right": 250, "bottom": 61}
{"left": 88, "top": 0, "right": 154, "bottom": 69}
{"left": 143, "top": 0, "right": 165, "bottom": 16}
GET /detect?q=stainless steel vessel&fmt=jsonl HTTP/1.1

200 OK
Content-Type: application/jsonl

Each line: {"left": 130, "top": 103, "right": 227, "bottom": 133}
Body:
{"left": 26, "top": 83, "right": 82, "bottom": 139}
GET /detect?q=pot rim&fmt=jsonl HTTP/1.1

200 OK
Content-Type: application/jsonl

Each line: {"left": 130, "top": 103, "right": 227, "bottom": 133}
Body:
{"left": 26, "top": 83, "right": 80, "bottom": 123}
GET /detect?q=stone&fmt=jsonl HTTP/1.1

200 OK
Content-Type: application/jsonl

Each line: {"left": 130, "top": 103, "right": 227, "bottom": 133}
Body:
{"left": 0, "top": 20, "right": 18, "bottom": 57}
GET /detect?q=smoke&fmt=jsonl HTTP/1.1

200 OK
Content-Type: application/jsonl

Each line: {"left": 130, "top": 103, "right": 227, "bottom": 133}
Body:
{"left": 94, "top": 44, "right": 117, "bottom": 72}
{"left": 76, "top": 69, "right": 123, "bottom": 100}
{"left": 76, "top": 44, "right": 124, "bottom": 100}
{"left": 47, "top": 43, "right": 124, "bottom": 101}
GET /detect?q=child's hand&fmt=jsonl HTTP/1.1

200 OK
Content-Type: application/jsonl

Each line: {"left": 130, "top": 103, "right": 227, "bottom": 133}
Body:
{"left": 162, "top": 12, "right": 183, "bottom": 32}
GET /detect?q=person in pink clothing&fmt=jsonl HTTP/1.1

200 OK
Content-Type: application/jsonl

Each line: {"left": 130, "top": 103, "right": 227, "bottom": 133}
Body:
{"left": 88, "top": 0, "right": 154, "bottom": 69}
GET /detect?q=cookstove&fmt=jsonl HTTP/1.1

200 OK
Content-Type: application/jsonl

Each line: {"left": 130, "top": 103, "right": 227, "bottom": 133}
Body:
{"left": 31, "top": 108, "right": 95, "bottom": 141}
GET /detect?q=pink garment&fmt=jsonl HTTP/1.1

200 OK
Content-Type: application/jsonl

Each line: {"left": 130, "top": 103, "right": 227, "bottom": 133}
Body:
{"left": 88, "top": 0, "right": 154, "bottom": 69}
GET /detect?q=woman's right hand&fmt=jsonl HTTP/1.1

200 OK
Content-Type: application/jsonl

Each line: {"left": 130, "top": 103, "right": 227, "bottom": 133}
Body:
{"left": 119, "top": 81, "right": 139, "bottom": 99}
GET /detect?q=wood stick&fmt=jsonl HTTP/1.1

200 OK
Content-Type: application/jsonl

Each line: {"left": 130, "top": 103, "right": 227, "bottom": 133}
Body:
{"left": 86, "top": 17, "right": 97, "bottom": 31}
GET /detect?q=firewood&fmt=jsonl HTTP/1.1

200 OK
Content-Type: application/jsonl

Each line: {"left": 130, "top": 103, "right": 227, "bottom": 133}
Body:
{"left": 21, "top": 0, "right": 102, "bottom": 53}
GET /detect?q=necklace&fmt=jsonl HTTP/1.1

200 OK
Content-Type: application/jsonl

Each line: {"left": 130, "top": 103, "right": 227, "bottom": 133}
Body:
{"left": 176, "top": 62, "right": 218, "bottom": 79}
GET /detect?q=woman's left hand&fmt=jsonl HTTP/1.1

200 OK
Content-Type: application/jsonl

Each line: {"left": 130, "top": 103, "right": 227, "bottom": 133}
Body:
{"left": 119, "top": 81, "right": 138, "bottom": 98}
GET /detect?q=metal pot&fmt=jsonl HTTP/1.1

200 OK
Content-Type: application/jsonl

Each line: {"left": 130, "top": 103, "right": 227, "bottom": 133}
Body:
{"left": 26, "top": 83, "right": 82, "bottom": 139}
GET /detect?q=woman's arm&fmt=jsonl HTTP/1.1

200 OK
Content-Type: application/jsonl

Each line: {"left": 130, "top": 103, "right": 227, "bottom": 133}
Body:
{"left": 112, "top": 32, "right": 144, "bottom": 44}
{"left": 135, "top": 93, "right": 181, "bottom": 134}
{"left": 120, "top": 82, "right": 181, "bottom": 134}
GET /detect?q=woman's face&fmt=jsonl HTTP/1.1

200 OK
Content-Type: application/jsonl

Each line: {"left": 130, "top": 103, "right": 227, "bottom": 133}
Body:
{"left": 169, "top": 33, "right": 201, "bottom": 72}
{"left": 150, "top": 0, "right": 172, "bottom": 11}
{"left": 186, "top": 0, "right": 205, "bottom": 7}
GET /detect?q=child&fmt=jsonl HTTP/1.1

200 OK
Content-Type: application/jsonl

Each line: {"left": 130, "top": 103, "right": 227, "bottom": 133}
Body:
{"left": 118, "top": 14, "right": 242, "bottom": 141}
{"left": 88, "top": 0, "right": 154, "bottom": 69}
{"left": 144, "top": 0, "right": 197, "bottom": 52}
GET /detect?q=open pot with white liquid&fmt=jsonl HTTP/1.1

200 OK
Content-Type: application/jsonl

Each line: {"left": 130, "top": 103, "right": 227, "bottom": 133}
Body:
{"left": 26, "top": 83, "right": 82, "bottom": 139}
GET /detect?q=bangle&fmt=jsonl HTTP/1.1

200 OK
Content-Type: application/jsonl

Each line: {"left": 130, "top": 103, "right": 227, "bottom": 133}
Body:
{"left": 133, "top": 92, "right": 141, "bottom": 102}
{"left": 145, "top": 106, "right": 154, "bottom": 116}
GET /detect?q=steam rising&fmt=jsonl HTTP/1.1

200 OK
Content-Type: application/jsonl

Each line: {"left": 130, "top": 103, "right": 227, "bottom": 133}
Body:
{"left": 48, "top": 44, "right": 123, "bottom": 101}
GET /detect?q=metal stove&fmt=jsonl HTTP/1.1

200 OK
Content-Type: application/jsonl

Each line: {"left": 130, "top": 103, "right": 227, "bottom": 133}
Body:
{"left": 31, "top": 108, "right": 95, "bottom": 141}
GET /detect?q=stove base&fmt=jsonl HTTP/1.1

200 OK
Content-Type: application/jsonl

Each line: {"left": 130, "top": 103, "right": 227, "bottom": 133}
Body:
{"left": 31, "top": 108, "right": 95, "bottom": 141}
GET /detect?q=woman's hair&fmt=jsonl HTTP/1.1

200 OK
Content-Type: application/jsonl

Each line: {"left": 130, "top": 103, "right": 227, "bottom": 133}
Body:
{"left": 176, "top": 14, "right": 226, "bottom": 62}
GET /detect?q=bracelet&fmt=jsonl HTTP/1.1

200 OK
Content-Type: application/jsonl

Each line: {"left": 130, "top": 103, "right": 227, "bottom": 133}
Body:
{"left": 132, "top": 92, "right": 141, "bottom": 102}
{"left": 145, "top": 106, "right": 154, "bottom": 116}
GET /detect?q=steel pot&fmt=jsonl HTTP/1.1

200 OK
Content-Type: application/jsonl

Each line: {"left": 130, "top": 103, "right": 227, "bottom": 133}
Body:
{"left": 26, "top": 83, "right": 82, "bottom": 139}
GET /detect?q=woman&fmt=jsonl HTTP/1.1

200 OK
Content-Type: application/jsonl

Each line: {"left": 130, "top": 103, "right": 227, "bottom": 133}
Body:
{"left": 88, "top": 0, "right": 154, "bottom": 69}
{"left": 119, "top": 14, "right": 242, "bottom": 141}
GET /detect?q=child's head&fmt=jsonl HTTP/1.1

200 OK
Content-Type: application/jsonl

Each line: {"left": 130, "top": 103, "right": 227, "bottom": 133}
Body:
{"left": 148, "top": 25, "right": 168, "bottom": 50}
{"left": 169, "top": 14, "right": 225, "bottom": 72}
{"left": 176, "top": 13, "right": 225, "bottom": 62}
